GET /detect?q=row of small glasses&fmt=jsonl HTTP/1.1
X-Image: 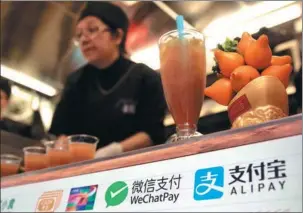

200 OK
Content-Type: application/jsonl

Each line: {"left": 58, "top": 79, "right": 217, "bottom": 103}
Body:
{"left": 0, "top": 154, "right": 22, "bottom": 177}
{"left": 1, "top": 134, "right": 99, "bottom": 177}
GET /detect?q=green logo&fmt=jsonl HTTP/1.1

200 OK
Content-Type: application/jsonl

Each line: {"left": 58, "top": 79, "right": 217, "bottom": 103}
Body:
{"left": 1, "top": 198, "right": 15, "bottom": 211}
{"left": 105, "top": 181, "right": 128, "bottom": 208}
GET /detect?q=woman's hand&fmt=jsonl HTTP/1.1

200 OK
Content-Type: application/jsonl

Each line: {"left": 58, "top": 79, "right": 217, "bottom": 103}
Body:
{"left": 94, "top": 132, "right": 152, "bottom": 159}
{"left": 95, "top": 142, "right": 123, "bottom": 159}
{"left": 57, "top": 134, "right": 68, "bottom": 142}
{"left": 120, "top": 132, "right": 152, "bottom": 152}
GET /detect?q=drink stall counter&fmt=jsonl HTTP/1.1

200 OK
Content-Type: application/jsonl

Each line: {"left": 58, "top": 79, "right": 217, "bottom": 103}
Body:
{"left": 1, "top": 114, "right": 302, "bottom": 212}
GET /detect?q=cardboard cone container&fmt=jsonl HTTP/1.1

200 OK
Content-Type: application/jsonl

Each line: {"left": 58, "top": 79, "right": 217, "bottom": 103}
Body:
{"left": 228, "top": 76, "right": 288, "bottom": 128}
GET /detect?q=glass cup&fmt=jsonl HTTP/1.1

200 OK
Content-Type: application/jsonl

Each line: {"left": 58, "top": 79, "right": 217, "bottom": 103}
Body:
{"left": 1, "top": 154, "right": 22, "bottom": 177}
{"left": 42, "top": 140, "right": 72, "bottom": 167}
{"left": 68, "top": 135, "right": 99, "bottom": 162}
{"left": 23, "top": 146, "right": 49, "bottom": 172}
{"left": 159, "top": 29, "right": 206, "bottom": 143}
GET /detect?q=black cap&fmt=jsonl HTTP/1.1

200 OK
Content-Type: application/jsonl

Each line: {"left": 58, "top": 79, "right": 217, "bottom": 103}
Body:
{"left": 0, "top": 77, "right": 11, "bottom": 99}
{"left": 79, "top": 2, "right": 129, "bottom": 53}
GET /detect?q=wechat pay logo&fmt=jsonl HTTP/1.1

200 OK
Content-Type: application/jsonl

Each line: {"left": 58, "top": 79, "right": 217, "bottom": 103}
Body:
{"left": 105, "top": 181, "right": 128, "bottom": 208}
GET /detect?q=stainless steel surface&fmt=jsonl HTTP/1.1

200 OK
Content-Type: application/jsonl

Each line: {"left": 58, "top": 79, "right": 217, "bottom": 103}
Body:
{"left": 0, "top": 1, "right": 301, "bottom": 128}
{"left": 0, "top": 1, "right": 250, "bottom": 89}
{"left": 1, "top": 1, "right": 301, "bottom": 91}
{"left": 1, "top": 2, "right": 85, "bottom": 90}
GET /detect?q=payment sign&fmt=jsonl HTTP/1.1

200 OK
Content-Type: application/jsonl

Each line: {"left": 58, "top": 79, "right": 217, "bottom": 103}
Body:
{"left": 66, "top": 185, "right": 98, "bottom": 212}
{"left": 35, "top": 190, "right": 63, "bottom": 212}
{"left": 105, "top": 181, "right": 128, "bottom": 208}
{"left": 194, "top": 166, "right": 224, "bottom": 201}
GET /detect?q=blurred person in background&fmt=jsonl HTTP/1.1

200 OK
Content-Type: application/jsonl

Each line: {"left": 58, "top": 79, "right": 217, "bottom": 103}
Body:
{"left": 0, "top": 77, "right": 46, "bottom": 139}
{"left": 49, "top": 2, "right": 167, "bottom": 158}
{"left": 0, "top": 77, "right": 26, "bottom": 135}
{"left": 0, "top": 77, "right": 12, "bottom": 121}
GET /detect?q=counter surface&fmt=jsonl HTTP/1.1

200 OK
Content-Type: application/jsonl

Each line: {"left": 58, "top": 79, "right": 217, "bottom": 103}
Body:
{"left": 1, "top": 114, "right": 302, "bottom": 189}
{"left": 1, "top": 130, "right": 40, "bottom": 157}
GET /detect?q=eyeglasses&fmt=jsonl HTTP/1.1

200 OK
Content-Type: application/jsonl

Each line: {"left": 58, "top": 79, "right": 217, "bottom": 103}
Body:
{"left": 74, "top": 26, "right": 111, "bottom": 44}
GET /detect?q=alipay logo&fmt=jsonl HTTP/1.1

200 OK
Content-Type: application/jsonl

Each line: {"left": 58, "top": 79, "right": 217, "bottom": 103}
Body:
{"left": 193, "top": 166, "right": 224, "bottom": 201}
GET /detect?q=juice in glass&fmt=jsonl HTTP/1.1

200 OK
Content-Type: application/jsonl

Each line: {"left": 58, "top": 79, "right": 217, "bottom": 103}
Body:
{"left": 159, "top": 29, "right": 206, "bottom": 141}
{"left": 47, "top": 149, "right": 72, "bottom": 166}
{"left": 43, "top": 140, "right": 72, "bottom": 167}
{"left": 23, "top": 146, "right": 49, "bottom": 171}
{"left": 1, "top": 154, "right": 22, "bottom": 177}
{"left": 68, "top": 135, "right": 99, "bottom": 162}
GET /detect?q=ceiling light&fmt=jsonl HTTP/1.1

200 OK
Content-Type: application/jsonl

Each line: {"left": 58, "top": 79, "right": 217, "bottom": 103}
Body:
{"left": 1, "top": 65, "right": 57, "bottom": 97}
{"left": 130, "top": 45, "right": 160, "bottom": 70}
{"left": 121, "top": 1, "right": 139, "bottom": 6}
{"left": 204, "top": 1, "right": 297, "bottom": 36}
{"left": 31, "top": 96, "right": 40, "bottom": 110}
{"left": 294, "top": 18, "right": 302, "bottom": 33}
{"left": 130, "top": 2, "right": 301, "bottom": 72}
{"left": 204, "top": 2, "right": 301, "bottom": 49}
{"left": 11, "top": 85, "right": 32, "bottom": 100}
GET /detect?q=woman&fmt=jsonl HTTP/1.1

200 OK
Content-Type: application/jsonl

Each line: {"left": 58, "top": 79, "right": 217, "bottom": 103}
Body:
{"left": 49, "top": 2, "right": 167, "bottom": 158}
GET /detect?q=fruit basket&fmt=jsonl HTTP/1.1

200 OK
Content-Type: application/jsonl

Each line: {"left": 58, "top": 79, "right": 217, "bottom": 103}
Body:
{"left": 206, "top": 32, "right": 292, "bottom": 128}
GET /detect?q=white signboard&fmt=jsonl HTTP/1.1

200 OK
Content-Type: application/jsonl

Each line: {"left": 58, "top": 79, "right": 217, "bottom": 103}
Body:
{"left": 1, "top": 135, "right": 302, "bottom": 212}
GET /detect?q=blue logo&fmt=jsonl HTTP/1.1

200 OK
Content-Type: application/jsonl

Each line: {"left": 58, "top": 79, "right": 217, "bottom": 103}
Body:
{"left": 193, "top": 166, "right": 224, "bottom": 201}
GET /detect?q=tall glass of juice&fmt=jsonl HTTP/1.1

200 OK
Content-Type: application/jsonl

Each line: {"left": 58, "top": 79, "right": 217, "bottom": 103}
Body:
{"left": 159, "top": 29, "right": 206, "bottom": 142}
{"left": 1, "top": 154, "right": 22, "bottom": 177}
{"left": 42, "top": 140, "right": 72, "bottom": 167}
{"left": 23, "top": 146, "right": 49, "bottom": 172}
{"left": 68, "top": 135, "right": 99, "bottom": 162}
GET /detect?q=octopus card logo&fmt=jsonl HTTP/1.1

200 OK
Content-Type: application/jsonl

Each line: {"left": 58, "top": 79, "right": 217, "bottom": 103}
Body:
{"left": 66, "top": 185, "right": 98, "bottom": 212}
{"left": 35, "top": 190, "right": 63, "bottom": 212}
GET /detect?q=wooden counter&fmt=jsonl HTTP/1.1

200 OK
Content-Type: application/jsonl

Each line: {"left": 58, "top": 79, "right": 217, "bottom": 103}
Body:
{"left": 1, "top": 114, "right": 302, "bottom": 212}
